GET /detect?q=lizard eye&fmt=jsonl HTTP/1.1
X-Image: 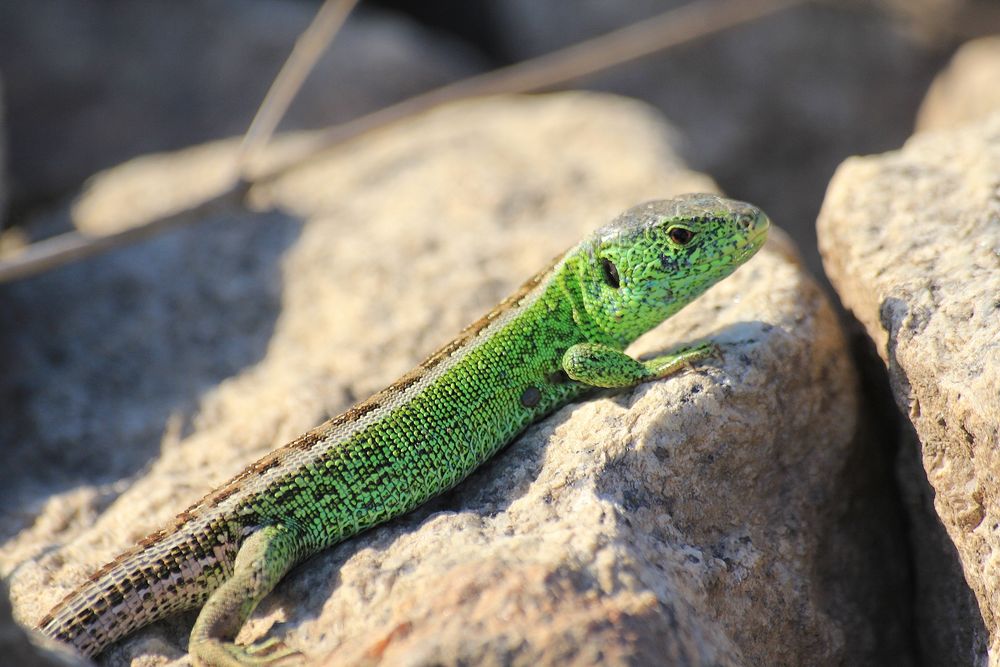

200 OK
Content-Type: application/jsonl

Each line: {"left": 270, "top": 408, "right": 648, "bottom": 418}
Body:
{"left": 599, "top": 257, "right": 620, "bottom": 289}
{"left": 668, "top": 226, "right": 695, "bottom": 246}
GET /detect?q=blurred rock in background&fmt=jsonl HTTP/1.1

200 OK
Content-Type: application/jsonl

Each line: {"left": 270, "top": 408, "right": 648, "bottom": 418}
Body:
{"left": 3, "top": 0, "right": 996, "bottom": 275}
{"left": 0, "top": 0, "right": 481, "bottom": 219}
{"left": 916, "top": 35, "right": 1000, "bottom": 131}
{"left": 481, "top": 0, "right": 957, "bottom": 281}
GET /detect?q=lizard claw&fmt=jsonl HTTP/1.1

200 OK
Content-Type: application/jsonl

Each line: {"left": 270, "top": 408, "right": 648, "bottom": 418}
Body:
{"left": 191, "top": 636, "right": 303, "bottom": 666}
{"left": 244, "top": 636, "right": 302, "bottom": 662}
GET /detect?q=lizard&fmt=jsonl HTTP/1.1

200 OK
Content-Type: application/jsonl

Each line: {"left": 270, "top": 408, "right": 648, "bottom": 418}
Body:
{"left": 35, "top": 193, "right": 769, "bottom": 666}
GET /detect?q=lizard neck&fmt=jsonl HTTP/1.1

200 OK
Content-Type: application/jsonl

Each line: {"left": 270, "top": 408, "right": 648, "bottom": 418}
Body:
{"left": 555, "top": 252, "right": 629, "bottom": 350}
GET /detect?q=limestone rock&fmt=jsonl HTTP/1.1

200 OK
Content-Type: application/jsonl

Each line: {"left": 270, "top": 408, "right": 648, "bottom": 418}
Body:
{"left": 2, "top": 93, "right": 907, "bottom": 665}
{"left": 818, "top": 112, "right": 1000, "bottom": 665}
{"left": 918, "top": 35, "right": 1000, "bottom": 132}
{"left": 0, "top": 578, "right": 87, "bottom": 667}
{"left": 0, "top": 0, "right": 478, "bottom": 207}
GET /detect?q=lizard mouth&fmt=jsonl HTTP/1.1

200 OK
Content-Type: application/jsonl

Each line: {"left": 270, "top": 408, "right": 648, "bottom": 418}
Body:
{"left": 740, "top": 211, "right": 770, "bottom": 257}
{"left": 747, "top": 211, "right": 770, "bottom": 240}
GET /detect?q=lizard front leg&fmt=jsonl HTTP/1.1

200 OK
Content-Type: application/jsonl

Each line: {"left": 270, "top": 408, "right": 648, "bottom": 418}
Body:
{"left": 562, "top": 341, "right": 718, "bottom": 389}
{"left": 189, "top": 524, "right": 303, "bottom": 667}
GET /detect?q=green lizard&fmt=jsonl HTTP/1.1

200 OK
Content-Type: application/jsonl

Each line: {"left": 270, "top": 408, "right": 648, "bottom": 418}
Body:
{"left": 36, "top": 193, "right": 769, "bottom": 666}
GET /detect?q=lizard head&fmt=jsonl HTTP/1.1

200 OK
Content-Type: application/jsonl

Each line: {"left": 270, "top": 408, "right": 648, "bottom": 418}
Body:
{"left": 569, "top": 193, "right": 769, "bottom": 346}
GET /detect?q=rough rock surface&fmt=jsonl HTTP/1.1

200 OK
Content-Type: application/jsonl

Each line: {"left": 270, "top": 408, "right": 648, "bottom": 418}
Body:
{"left": 917, "top": 35, "right": 1000, "bottom": 132}
{"left": 491, "top": 0, "right": 947, "bottom": 279}
{"left": 0, "top": 578, "right": 88, "bottom": 667}
{"left": 2, "top": 93, "right": 908, "bottom": 665}
{"left": 0, "top": 0, "right": 478, "bottom": 208}
{"left": 818, "top": 112, "right": 1000, "bottom": 665}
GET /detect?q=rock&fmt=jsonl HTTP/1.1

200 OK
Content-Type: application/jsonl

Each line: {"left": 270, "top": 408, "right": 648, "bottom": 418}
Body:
{"left": 490, "top": 0, "right": 947, "bottom": 280}
{"left": 1, "top": 93, "right": 909, "bottom": 665}
{"left": 818, "top": 112, "right": 1000, "bottom": 665}
{"left": 0, "top": 0, "right": 479, "bottom": 208}
{"left": 917, "top": 35, "right": 1000, "bottom": 132}
{"left": 0, "top": 578, "right": 87, "bottom": 667}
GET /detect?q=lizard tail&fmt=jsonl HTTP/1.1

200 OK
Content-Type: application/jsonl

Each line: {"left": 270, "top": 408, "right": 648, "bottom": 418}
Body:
{"left": 36, "top": 520, "right": 240, "bottom": 657}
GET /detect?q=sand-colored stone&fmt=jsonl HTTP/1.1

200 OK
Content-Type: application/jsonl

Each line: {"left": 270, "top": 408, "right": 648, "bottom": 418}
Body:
{"left": 819, "top": 112, "right": 1000, "bottom": 665}
{"left": 2, "top": 93, "right": 907, "bottom": 665}
{"left": 0, "top": 578, "right": 87, "bottom": 667}
{"left": 918, "top": 36, "right": 1000, "bottom": 132}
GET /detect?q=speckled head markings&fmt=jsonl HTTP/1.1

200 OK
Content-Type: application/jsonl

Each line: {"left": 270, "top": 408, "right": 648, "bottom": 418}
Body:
{"left": 37, "top": 194, "right": 769, "bottom": 664}
{"left": 565, "top": 194, "right": 770, "bottom": 346}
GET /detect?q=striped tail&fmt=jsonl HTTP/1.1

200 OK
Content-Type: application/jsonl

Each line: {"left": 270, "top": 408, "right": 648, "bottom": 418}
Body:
{"left": 37, "top": 521, "right": 240, "bottom": 657}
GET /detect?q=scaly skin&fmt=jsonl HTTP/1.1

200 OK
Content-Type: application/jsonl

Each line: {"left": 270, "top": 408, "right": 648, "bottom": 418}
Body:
{"left": 36, "top": 193, "right": 769, "bottom": 665}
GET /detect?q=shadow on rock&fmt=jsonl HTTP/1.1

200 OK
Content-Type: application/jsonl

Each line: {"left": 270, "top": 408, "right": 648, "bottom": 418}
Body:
{"left": 0, "top": 207, "right": 304, "bottom": 533}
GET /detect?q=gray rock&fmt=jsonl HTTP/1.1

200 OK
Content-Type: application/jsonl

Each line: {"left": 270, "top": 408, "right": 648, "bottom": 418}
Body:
{"left": 2, "top": 93, "right": 908, "bottom": 665}
{"left": 491, "top": 0, "right": 947, "bottom": 280}
{"left": 917, "top": 35, "right": 1000, "bottom": 132}
{"left": 0, "top": 578, "right": 87, "bottom": 667}
{"left": 0, "top": 0, "right": 479, "bottom": 208}
{"left": 818, "top": 112, "right": 1000, "bottom": 665}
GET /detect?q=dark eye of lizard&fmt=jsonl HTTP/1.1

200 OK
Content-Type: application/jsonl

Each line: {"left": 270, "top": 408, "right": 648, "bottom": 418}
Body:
{"left": 668, "top": 227, "right": 695, "bottom": 245}
{"left": 600, "top": 257, "right": 620, "bottom": 288}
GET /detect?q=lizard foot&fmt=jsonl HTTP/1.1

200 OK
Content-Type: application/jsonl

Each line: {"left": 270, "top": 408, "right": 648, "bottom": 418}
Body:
{"left": 190, "top": 636, "right": 303, "bottom": 667}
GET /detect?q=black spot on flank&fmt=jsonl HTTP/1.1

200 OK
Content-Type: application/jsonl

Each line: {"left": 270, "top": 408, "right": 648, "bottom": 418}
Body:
{"left": 520, "top": 386, "right": 541, "bottom": 408}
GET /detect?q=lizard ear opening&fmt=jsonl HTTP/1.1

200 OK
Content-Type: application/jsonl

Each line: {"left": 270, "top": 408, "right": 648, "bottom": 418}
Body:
{"left": 599, "top": 257, "right": 620, "bottom": 289}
